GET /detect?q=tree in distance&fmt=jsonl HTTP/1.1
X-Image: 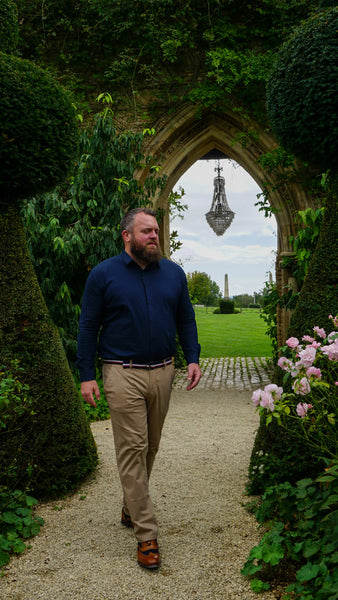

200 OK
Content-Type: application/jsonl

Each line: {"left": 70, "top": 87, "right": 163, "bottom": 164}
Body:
{"left": 186, "top": 271, "right": 222, "bottom": 306}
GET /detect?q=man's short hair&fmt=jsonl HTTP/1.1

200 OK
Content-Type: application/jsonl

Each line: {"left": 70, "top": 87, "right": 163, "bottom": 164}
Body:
{"left": 120, "top": 207, "right": 157, "bottom": 233}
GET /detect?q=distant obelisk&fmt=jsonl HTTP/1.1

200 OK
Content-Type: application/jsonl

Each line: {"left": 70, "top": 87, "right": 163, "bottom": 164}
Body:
{"left": 224, "top": 274, "right": 229, "bottom": 299}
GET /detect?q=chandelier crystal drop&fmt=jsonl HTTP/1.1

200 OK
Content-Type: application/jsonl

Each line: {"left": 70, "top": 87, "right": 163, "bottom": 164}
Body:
{"left": 205, "top": 160, "right": 235, "bottom": 236}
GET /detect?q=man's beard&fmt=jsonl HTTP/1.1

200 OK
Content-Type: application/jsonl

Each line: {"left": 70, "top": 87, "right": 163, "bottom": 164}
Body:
{"left": 130, "top": 239, "right": 162, "bottom": 265}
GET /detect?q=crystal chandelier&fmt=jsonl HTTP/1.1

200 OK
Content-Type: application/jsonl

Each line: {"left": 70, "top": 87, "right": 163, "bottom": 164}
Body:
{"left": 205, "top": 160, "right": 235, "bottom": 236}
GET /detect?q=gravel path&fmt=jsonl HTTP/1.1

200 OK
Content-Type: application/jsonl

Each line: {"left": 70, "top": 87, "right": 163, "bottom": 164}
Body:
{"left": 1, "top": 361, "right": 279, "bottom": 600}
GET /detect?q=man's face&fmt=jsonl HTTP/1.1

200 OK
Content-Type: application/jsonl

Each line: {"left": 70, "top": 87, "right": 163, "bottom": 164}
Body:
{"left": 125, "top": 213, "right": 162, "bottom": 265}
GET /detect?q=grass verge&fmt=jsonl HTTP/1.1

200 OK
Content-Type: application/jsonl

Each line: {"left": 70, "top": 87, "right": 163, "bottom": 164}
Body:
{"left": 194, "top": 308, "right": 272, "bottom": 357}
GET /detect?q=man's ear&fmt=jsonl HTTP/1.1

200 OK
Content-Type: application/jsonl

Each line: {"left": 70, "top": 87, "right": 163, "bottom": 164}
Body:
{"left": 122, "top": 229, "right": 131, "bottom": 244}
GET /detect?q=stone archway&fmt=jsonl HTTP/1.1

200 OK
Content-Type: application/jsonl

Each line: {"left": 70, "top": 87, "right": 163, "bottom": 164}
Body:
{"left": 139, "top": 104, "right": 315, "bottom": 345}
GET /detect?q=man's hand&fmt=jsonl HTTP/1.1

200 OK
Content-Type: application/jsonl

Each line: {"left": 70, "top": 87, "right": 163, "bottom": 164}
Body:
{"left": 186, "top": 363, "right": 201, "bottom": 391}
{"left": 80, "top": 380, "right": 100, "bottom": 407}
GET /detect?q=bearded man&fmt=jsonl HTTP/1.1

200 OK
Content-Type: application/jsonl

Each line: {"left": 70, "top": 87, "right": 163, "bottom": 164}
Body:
{"left": 77, "top": 207, "right": 201, "bottom": 569}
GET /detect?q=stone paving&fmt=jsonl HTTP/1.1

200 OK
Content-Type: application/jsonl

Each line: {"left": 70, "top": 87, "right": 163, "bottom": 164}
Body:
{"left": 173, "top": 356, "right": 272, "bottom": 391}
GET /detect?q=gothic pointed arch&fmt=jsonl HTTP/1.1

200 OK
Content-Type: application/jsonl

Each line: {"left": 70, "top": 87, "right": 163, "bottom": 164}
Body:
{"left": 138, "top": 104, "right": 316, "bottom": 344}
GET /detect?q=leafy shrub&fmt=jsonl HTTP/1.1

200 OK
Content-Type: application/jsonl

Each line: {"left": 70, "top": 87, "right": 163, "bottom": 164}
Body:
{"left": 242, "top": 462, "right": 338, "bottom": 599}
{"left": 0, "top": 489, "right": 44, "bottom": 570}
{"left": 249, "top": 303, "right": 261, "bottom": 309}
{"left": 0, "top": 52, "right": 78, "bottom": 205}
{"left": 0, "top": 0, "right": 18, "bottom": 54}
{"left": 219, "top": 299, "right": 235, "bottom": 314}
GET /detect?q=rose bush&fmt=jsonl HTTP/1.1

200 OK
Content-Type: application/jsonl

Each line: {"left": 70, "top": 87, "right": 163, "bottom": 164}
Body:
{"left": 252, "top": 315, "right": 338, "bottom": 460}
{"left": 244, "top": 316, "right": 338, "bottom": 598}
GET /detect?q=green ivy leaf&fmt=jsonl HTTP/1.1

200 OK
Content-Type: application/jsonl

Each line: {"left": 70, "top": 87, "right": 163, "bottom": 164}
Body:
{"left": 2, "top": 512, "right": 18, "bottom": 524}
{"left": 297, "top": 562, "right": 320, "bottom": 582}
{"left": 12, "top": 539, "right": 26, "bottom": 554}
{"left": 251, "top": 578, "right": 270, "bottom": 592}
{"left": 0, "top": 549, "right": 10, "bottom": 567}
{"left": 262, "top": 544, "right": 285, "bottom": 565}
{"left": 303, "top": 541, "right": 320, "bottom": 558}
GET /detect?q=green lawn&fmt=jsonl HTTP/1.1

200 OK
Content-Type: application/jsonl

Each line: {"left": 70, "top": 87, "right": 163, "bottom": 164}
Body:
{"left": 194, "top": 308, "right": 272, "bottom": 357}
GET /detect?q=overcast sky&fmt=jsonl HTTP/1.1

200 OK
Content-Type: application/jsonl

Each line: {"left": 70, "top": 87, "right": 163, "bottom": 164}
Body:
{"left": 171, "top": 159, "right": 277, "bottom": 297}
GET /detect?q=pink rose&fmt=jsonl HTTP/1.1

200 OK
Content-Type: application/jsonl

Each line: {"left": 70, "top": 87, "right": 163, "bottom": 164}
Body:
{"left": 277, "top": 356, "right": 293, "bottom": 371}
{"left": 291, "top": 362, "right": 303, "bottom": 377}
{"left": 259, "top": 391, "right": 275, "bottom": 412}
{"left": 306, "top": 366, "right": 322, "bottom": 379}
{"left": 296, "top": 402, "right": 313, "bottom": 418}
{"left": 302, "top": 335, "right": 315, "bottom": 343}
{"left": 292, "top": 377, "right": 311, "bottom": 395}
{"left": 297, "top": 346, "right": 316, "bottom": 368}
{"left": 313, "top": 326, "right": 326, "bottom": 339}
{"left": 321, "top": 340, "right": 338, "bottom": 361}
{"left": 286, "top": 337, "right": 300, "bottom": 349}
{"left": 252, "top": 389, "right": 264, "bottom": 407}
{"left": 264, "top": 383, "right": 283, "bottom": 400}
{"left": 329, "top": 314, "right": 338, "bottom": 327}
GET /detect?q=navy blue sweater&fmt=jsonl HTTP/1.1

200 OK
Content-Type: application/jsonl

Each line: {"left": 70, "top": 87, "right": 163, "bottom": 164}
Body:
{"left": 76, "top": 251, "right": 200, "bottom": 381}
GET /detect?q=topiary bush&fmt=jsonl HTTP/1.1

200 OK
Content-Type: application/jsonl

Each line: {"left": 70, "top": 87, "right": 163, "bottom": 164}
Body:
{"left": 219, "top": 298, "right": 235, "bottom": 314}
{"left": 0, "top": 39, "right": 97, "bottom": 497}
{"left": 0, "top": 0, "right": 18, "bottom": 54}
{"left": 0, "top": 208, "right": 98, "bottom": 497}
{"left": 0, "top": 52, "right": 78, "bottom": 204}
{"left": 266, "top": 7, "right": 338, "bottom": 172}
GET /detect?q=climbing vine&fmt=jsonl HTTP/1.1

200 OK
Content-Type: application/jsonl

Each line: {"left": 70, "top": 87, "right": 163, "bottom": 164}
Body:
{"left": 16, "top": 0, "right": 317, "bottom": 120}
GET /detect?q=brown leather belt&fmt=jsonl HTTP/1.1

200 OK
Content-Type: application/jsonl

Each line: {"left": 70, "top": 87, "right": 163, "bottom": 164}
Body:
{"left": 103, "top": 357, "right": 173, "bottom": 369}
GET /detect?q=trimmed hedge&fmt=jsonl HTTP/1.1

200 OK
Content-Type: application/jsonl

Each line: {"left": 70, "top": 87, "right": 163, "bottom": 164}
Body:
{"left": 0, "top": 0, "right": 18, "bottom": 54}
{"left": 247, "top": 414, "right": 324, "bottom": 494}
{"left": 0, "top": 41, "right": 96, "bottom": 498}
{"left": 219, "top": 298, "right": 235, "bottom": 314}
{"left": 267, "top": 7, "right": 338, "bottom": 172}
{"left": 288, "top": 187, "right": 338, "bottom": 338}
{"left": 0, "top": 208, "right": 98, "bottom": 497}
{"left": 0, "top": 52, "right": 78, "bottom": 205}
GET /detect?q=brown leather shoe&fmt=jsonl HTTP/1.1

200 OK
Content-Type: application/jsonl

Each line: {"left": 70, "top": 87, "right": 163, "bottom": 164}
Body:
{"left": 137, "top": 539, "right": 161, "bottom": 569}
{"left": 121, "top": 508, "right": 134, "bottom": 529}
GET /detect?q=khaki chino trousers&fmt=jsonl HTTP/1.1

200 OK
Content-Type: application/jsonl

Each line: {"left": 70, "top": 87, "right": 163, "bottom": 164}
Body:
{"left": 103, "top": 362, "right": 175, "bottom": 542}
